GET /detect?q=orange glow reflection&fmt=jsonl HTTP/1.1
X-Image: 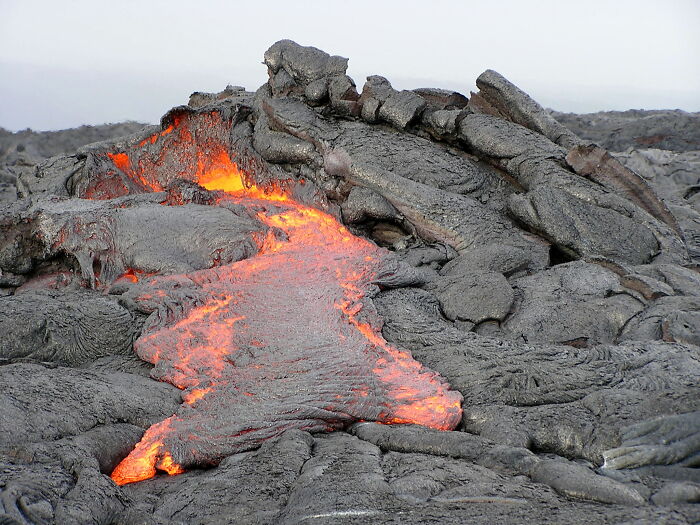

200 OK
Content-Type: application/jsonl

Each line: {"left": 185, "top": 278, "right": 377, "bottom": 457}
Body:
{"left": 110, "top": 150, "right": 462, "bottom": 486}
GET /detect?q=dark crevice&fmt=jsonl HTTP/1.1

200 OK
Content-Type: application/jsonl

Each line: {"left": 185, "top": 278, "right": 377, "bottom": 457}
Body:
{"left": 549, "top": 243, "right": 576, "bottom": 266}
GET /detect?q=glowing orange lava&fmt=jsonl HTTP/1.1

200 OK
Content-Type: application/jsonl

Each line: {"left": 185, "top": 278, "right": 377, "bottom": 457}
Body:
{"left": 106, "top": 152, "right": 162, "bottom": 192}
{"left": 110, "top": 152, "right": 462, "bottom": 486}
{"left": 198, "top": 150, "right": 289, "bottom": 202}
{"left": 111, "top": 418, "right": 184, "bottom": 485}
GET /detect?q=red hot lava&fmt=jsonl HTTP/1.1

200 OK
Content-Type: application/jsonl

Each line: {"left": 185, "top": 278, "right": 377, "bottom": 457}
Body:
{"left": 106, "top": 124, "right": 462, "bottom": 486}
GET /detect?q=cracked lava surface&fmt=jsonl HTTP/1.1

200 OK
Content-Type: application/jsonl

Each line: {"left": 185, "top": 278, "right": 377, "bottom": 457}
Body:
{"left": 109, "top": 152, "right": 463, "bottom": 485}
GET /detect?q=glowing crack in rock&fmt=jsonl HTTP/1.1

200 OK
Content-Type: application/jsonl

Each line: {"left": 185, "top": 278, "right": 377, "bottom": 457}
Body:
{"left": 104, "top": 118, "right": 462, "bottom": 485}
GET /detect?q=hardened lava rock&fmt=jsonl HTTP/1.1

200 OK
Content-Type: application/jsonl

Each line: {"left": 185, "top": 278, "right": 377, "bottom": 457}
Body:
{"left": 0, "top": 39, "right": 698, "bottom": 524}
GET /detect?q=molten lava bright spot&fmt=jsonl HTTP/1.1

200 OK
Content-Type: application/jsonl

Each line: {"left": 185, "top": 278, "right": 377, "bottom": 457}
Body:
{"left": 110, "top": 151, "right": 462, "bottom": 486}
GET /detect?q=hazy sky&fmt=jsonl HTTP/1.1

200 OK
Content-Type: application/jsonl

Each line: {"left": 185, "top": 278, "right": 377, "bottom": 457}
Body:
{"left": 1, "top": 0, "right": 699, "bottom": 131}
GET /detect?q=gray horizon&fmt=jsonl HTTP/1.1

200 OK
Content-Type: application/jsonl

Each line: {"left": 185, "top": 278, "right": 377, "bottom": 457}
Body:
{"left": 1, "top": 0, "right": 699, "bottom": 132}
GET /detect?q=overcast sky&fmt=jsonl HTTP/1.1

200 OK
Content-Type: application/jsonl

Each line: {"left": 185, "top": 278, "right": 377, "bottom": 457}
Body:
{"left": 1, "top": 0, "right": 699, "bottom": 131}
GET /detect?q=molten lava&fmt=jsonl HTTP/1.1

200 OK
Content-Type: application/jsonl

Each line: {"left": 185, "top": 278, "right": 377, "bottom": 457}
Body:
{"left": 107, "top": 128, "right": 462, "bottom": 486}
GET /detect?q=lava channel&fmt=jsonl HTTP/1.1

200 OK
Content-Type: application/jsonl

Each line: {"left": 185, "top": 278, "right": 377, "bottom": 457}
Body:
{"left": 110, "top": 155, "right": 463, "bottom": 485}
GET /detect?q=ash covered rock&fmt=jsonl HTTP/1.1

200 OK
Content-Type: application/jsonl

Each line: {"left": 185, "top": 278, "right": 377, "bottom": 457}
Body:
{"left": 1, "top": 39, "right": 699, "bottom": 524}
{"left": 0, "top": 363, "right": 180, "bottom": 524}
{"left": 0, "top": 122, "right": 147, "bottom": 204}
{"left": 0, "top": 193, "right": 267, "bottom": 289}
{"left": 499, "top": 260, "right": 644, "bottom": 346}
{"left": 427, "top": 270, "right": 515, "bottom": 326}
{"left": 615, "top": 148, "right": 700, "bottom": 261}
{"left": 0, "top": 289, "right": 140, "bottom": 366}
{"left": 551, "top": 109, "right": 700, "bottom": 153}
{"left": 0, "top": 123, "right": 147, "bottom": 163}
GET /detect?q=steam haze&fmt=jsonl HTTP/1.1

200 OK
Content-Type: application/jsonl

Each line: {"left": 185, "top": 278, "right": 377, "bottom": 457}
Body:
{"left": 1, "top": 0, "right": 698, "bottom": 131}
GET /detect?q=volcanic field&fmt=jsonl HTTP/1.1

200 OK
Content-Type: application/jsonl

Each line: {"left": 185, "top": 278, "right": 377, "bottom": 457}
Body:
{"left": 0, "top": 40, "right": 699, "bottom": 524}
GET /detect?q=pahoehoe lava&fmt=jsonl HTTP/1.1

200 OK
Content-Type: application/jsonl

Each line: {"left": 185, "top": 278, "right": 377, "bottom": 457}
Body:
{"left": 109, "top": 153, "right": 462, "bottom": 484}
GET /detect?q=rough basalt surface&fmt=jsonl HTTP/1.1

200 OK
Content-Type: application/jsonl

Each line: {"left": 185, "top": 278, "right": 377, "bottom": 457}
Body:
{"left": 551, "top": 109, "right": 700, "bottom": 153}
{"left": 0, "top": 40, "right": 699, "bottom": 524}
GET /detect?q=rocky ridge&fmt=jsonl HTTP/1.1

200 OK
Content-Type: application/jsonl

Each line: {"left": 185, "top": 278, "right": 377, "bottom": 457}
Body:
{"left": 551, "top": 109, "right": 700, "bottom": 153}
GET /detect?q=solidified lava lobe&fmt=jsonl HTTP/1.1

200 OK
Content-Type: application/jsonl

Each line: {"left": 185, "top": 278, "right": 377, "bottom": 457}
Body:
{"left": 109, "top": 148, "right": 462, "bottom": 486}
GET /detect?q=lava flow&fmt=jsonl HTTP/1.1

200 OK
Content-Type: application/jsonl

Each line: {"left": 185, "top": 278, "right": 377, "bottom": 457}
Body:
{"left": 109, "top": 150, "right": 462, "bottom": 485}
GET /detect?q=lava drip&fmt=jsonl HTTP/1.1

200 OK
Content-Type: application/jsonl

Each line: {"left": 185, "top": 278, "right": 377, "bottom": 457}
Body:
{"left": 109, "top": 149, "right": 462, "bottom": 486}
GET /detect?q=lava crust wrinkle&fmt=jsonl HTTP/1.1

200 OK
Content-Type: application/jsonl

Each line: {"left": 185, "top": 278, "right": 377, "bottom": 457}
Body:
{"left": 110, "top": 169, "right": 462, "bottom": 485}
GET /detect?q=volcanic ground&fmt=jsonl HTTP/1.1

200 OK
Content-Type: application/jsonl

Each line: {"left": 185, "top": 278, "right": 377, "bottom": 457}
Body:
{"left": 0, "top": 40, "right": 699, "bottom": 524}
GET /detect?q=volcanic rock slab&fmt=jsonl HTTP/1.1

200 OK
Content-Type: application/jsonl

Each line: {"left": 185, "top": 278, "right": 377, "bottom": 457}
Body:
{"left": 0, "top": 289, "right": 140, "bottom": 366}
